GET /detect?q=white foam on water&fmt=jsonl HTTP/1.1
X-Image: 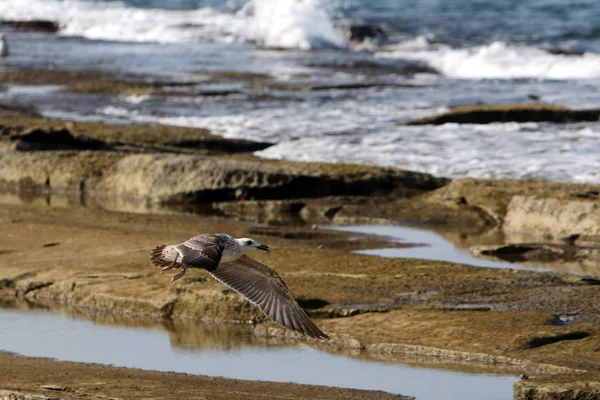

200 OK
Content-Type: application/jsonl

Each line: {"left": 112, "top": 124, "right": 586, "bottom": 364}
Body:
{"left": 254, "top": 122, "right": 600, "bottom": 182}
{"left": 151, "top": 98, "right": 436, "bottom": 142}
{"left": 250, "top": 0, "right": 346, "bottom": 50}
{"left": 0, "top": 0, "right": 248, "bottom": 44}
{"left": 120, "top": 94, "right": 152, "bottom": 105}
{"left": 0, "top": 0, "right": 345, "bottom": 49}
{"left": 92, "top": 101, "right": 600, "bottom": 183}
{"left": 377, "top": 40, "right": 600, "bottom": 79}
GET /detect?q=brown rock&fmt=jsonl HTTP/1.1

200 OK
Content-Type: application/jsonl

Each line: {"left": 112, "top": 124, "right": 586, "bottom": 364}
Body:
{"left": 546, "top": 48, "right": 586, "bottom": 56}
{"left": 12, "top": 128, "right": 108, "bottom": 151}
{"left": 335, "top": 22, "right": 388, "bottom": 44}
{"left": 165, "top": 137, "right": 272, "bottom": 153}
{"left": 402, "top": 103, "right": 600, "bottom": 125}
{"left": 1, "top": 20, "right": 59, "bottom": 33}
{"left": 0, "top": 352, "right": 410, "bottom": 400}
{"left": 504, "top": 196, "right": 600, "bottom": 238}
{"left": 514, "top": 375, "right": 600, "bottom": 400}
{"left": 471, "top": 243, "right": 569, "bottom": 262}
{"left": 0, "top": 151, "right": 121, "bottom": 193}
{"left": 94, "top": 154, "right": 445, "bottom": 203}
{"left": 0, "top": 151, "right": 445, "bottom": 204}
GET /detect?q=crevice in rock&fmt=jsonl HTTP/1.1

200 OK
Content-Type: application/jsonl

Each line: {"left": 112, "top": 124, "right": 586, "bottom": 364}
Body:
{"left": 324, "top": 206, "right": 343, "bottom": 219}
{"left": 160, "top": 299, "right": 178, "bottom": 318}
{"left": 166, "top": 139, "right": 273, "bottom": 153}
{"left": 525, "top": 332, "right": 590, "bottom": 349}
{"left": 0, "top": 279, "right": 14, "bottom": 289}
{"left": 22, "top": 281, "right": 54, "bottom": 296}
{"left": 296, "top": 298, "right": 330, "bottom": 310}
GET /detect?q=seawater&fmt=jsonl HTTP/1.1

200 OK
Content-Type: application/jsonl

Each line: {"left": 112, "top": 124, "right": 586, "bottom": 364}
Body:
{"left": 1, "top": 0, "right": 600, "bottom": 182}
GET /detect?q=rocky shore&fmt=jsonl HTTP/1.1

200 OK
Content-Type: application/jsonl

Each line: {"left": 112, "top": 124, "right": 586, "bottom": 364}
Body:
{"left": 0, "top": 352, "right": 408, "bottom": 400}
{"left": 2, "top": 105, "right": 600, "bottom": 398}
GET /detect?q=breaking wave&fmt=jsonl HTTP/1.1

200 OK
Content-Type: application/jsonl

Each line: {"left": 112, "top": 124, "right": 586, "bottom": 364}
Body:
{"left": 0, "top": 0, "right": 346, "bottom": 49}
{"left": 377, "top": 39, "right": 600, "bottom": 79}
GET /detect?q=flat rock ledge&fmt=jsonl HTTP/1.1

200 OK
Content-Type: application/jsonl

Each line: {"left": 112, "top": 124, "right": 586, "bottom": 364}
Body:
{"left": 402, "top": 104, "right": 600, "bottom": 125}
{"left": 0, "top": 121, "right": 272, "bottom": 154}
{"left": 0, "top": 151, "right": 446, "bottom": 203}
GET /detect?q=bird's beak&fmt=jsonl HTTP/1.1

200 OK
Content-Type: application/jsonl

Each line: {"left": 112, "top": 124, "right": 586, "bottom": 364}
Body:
{"left": 257, "top": 244, "right": 270, "bottom": 253}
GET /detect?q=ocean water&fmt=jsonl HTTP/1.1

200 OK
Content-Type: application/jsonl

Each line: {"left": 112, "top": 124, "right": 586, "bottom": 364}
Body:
{"left": 1, "top": 0, "right": 600, "bottom": 182}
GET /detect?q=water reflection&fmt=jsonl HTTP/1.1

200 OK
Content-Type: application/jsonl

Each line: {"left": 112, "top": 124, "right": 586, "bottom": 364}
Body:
{"left": 329, "top": 224, "right": 600, "bottom": 277}
{"left": 0, "top": 302, "right": 517, "bottom": 400}
{"left": 0, "top": 190, "right": 222, "bottom": 217}
{"left": 328, "top": 224, "right": 527, "bottom": 270}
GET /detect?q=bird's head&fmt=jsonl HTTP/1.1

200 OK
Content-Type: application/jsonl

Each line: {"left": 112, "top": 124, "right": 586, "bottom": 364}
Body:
{"left": 236, "top": 237, "right": 270, "bottom": 253}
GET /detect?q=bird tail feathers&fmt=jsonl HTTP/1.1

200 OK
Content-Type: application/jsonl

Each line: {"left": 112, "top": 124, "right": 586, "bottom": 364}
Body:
{"left": 150, "top": 245, "right": 184, "bottom": 269}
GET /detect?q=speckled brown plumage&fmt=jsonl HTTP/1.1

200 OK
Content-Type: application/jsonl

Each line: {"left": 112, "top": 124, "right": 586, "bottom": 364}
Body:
{"left": 150, "top": 234, "right": 328, "bottom": 339}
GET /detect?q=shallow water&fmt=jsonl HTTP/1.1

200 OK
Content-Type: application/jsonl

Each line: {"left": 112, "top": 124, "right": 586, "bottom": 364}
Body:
{"left": 328, "top": 224, "right": 546, "bottom": 272}
{"left": 0, "top": 306, "right": 517, "bottom": 400}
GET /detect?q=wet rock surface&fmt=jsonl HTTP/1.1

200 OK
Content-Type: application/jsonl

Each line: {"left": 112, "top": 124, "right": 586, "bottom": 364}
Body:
{"left": 9, "top": 128, "right": 109, "bottom": 151}
{"left": 403, "top": 103, "right": 600, "bottom": 125}
{"left": 0, "top": 69, "right": 203, "bottom": 96}
{"left": 0, "top": 352, "right": 408, "bottom": 400}
{"left": 0, "top": 20, "right": 60, "bottom": 33}
{"left": 471, "top": 238, "right": 600, "bottom": 278}
{"left": 305, "top": 58, "right": 439, "bottom": 77}
{"left": 545, "top": 47, "right": 586, "bottom": 56}
{"left": 243, "top": 77, "right": 426, "bottom": 91}
{"left": 335, "top": 23, "right": 388, "bottom": 44}
{"left": 0, "top": 103, "right": 40, "bottom": 118}
{"left": 472, "top": 243, "right": 575, "bottom": 263}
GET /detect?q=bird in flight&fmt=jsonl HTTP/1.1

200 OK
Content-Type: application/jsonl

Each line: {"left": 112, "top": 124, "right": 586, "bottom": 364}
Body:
{"left": 150, "top": 233, "right": 328, "bottom": 339}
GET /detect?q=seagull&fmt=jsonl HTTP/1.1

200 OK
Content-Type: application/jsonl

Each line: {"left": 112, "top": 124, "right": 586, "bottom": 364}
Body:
{"left": 150, "top": 233, "right": 328, "bottom": 339}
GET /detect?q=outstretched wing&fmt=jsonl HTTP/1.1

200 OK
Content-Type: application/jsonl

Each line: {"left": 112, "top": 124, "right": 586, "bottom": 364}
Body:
{"left": 151, "top": 234, "right": 225, "bottom": 271}
{"left": 207, "top": 254, "right": 328, "bottom": 339}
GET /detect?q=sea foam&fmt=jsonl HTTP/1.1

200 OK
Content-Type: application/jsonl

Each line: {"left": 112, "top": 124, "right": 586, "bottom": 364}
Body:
{"left": 0, "top": 0, "right": 248, "bottom": 44}
{"left": 377, "top": 40, "right": 600, "bottom": 79}
{"left": 250, "top": 0, "right": 346, "bottom": 50}
{"left": 92, "top": 104, "right": 600, "bottom": 183}
{"left": 0, "top": 0, "right": 345, "bottom": 50}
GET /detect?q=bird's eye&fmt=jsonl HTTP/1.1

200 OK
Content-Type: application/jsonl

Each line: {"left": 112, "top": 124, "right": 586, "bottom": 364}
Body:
{"left": 245, "top": 240, "right": 252, "bottom": 245}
